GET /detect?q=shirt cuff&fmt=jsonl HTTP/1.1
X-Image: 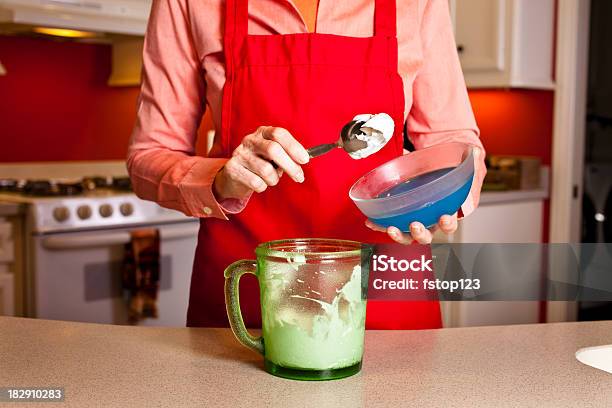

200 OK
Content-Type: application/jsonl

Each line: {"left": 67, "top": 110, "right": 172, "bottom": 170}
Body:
{"left": 178, "top": 157, "right": 250, "bottom": 219}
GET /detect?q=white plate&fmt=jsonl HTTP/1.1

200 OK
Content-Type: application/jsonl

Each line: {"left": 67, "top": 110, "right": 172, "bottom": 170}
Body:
{"left": 576, "top": 345, "right": 612, "bottom": 374}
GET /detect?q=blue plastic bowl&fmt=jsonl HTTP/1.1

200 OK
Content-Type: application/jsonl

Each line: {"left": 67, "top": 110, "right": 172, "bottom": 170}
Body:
{"left": 349, "top": 143, "right": 475, "bottom": 231}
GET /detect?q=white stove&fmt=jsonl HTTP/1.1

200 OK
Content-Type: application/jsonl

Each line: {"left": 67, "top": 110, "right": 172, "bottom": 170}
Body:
{"left": 0, "top": 192, "right": 191, "bottom": 234}
{"left": 0, "top": 181, "right": 199, "bottom": 327}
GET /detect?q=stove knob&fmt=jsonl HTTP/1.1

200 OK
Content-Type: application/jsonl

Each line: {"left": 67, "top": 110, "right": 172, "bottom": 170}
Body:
{"left": 99, "top": 204, "right": 114, "bottom": 218}
{"left": 77, "top": 205, "right": 92, "bottom": 220}
{"left": 120, "top": 203, "right": 134, "bottom": 217}
{"left": 53, "top": 206, "right": 70, "bottom": 223}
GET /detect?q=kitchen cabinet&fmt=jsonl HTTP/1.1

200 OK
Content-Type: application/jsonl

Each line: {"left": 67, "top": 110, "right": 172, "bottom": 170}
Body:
{"left": 452, "top": 197, "right": 544, "bottom": 243}
{"left": 0, "top": 217, "right": 14, "bottom": 316}
{"left": 0, "top": 205, "right": 26, "bottom": 317}
{"left": 0, "top": 272, "right": 14, "bottom": 316}
{"left": 434, "top": 189, "right": 548, "bottom": 328}
{"left": 450, "top": 0, "right": 556, "bottom": 89}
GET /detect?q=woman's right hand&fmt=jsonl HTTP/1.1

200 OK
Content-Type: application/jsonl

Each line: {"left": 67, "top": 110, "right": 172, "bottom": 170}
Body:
{"left": 213, "top": 126, "right": 310, "bottom": 201}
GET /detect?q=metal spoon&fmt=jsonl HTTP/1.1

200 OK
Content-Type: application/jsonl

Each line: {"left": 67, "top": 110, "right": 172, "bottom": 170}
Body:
{"left": 307, "top": 120, "right": 369, "bottom": 159}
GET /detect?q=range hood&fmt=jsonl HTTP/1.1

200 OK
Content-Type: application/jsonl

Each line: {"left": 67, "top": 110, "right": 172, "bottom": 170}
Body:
{"left": 0, "top": 0, "right": 152, "bottom": 37}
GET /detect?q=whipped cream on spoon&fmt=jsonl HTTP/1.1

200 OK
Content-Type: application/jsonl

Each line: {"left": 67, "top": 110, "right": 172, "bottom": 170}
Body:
{"left": 307, "top": 113, "right": 395, "bottom": 160}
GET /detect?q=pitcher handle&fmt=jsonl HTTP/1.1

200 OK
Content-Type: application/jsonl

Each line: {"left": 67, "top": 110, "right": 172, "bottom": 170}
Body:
{"left": 224, "top": 260, "right": 264, "bottom": 355}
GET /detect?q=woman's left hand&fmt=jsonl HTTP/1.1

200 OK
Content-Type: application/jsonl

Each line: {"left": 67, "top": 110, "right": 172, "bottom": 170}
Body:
{"left": 365, "top": 214, "right": 458, "bottom": 245}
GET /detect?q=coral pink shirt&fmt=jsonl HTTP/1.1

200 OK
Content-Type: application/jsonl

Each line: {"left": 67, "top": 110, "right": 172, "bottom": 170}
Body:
{"left": 128, "top": 0, "right": 486, "bottom": 220}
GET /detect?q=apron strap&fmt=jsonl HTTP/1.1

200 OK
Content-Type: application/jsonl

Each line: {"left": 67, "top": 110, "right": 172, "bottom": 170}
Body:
{"left": 224, "top": 0, "right": 248, "bottom": 74}
{"left": 226, "top": 0, "right": 248, "bottom": 50}
{"left": 222, "top": 0, "right": 248, "bottom": 152}
{"left": 374, "top": 0, "right": 397, "bottom": 38}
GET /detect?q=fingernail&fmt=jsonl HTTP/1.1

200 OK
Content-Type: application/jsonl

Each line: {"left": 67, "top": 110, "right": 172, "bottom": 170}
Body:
{"left": 412, "top": 224, "right": 422, "bottom": 233}
{"left": 300, "top": 152, "right": 310, "bottom": 164}
{"left": 442, "top": 217, "right": 451, "bottom": 226}
{"left": 296, "top": 173, "right": 305, "bottom": 183}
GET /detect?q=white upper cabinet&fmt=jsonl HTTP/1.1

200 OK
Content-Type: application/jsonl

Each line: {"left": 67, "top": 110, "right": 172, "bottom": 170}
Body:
{"left": 450, "top": 0, "right": 556, "bottom": 89}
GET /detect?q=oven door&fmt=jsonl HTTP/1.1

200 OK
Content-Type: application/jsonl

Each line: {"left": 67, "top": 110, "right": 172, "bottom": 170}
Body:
{"left": 29, "top": 221, "right": 199, "bottom": 326}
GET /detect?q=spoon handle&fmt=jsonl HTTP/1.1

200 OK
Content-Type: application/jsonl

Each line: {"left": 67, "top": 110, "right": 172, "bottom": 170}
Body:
{"left": 307, "top": 143, "right": 338, "bottom": 158}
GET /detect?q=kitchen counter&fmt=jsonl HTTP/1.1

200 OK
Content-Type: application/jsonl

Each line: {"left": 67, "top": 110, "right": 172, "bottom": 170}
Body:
{"left": 0, "top": 317, "right": 610, "bottom": 407}
{"left": 480, "top": 186, "right": 549, "bottom": 205}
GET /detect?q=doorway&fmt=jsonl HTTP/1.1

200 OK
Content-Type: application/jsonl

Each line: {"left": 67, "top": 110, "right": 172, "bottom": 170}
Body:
{"left": 579, "top": 0, "right": 612, "bottom": 321}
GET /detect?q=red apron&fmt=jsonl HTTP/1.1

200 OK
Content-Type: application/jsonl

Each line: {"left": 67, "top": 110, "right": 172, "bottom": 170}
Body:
{"left": 187, "top": 0, "right": 442, "bottom": 330}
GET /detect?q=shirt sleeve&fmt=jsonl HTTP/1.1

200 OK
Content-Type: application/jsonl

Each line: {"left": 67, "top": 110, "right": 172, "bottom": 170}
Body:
{"left": 127, "top": 0, "right": 241, "bottom": 220}
{"left": 406, "top": 0, "right": 487, "bottom": 218}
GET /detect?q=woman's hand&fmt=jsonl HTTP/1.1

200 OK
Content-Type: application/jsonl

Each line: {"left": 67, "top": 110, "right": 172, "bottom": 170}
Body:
{"left": 365, "top": 214, "right": 458, "bottom": 245}
{"left": 213, "top": 126, "right": 310, "bottom": 201}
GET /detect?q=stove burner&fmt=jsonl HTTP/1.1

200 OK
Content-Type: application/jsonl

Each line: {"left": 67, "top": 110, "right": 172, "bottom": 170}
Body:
{"left": 23, "top": 180, "right": 54, "bottom": 196}
{"left": 57, "top": 182, "right": 84, "bottom": 196}
{"left": 82, "top": 176, "right": 112, "bottom": 191}
{"left": 112, "top": 177, "right": 132, "bottom": 192}
{"left": 0, "top": 179, "right": 23, "bottom": 192}
{"left": 3, "top": 175, "right": 133, "bottom": 197}
{"left": 22, "top": 180, "right": 84, "bottom": 197}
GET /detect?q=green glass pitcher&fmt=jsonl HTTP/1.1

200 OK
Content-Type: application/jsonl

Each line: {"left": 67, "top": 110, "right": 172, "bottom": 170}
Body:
{"left": 224, "top": 238, "right": 371, "bottom": 381}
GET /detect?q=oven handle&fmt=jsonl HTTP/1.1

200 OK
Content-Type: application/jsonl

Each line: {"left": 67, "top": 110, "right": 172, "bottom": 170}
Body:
{"left": 41, "top": 223, "right": 200, "bottom": 250}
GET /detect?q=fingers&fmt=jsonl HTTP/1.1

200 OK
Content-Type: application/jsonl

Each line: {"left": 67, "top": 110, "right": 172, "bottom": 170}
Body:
{"left": 231, "top": 145, "right": 280, "bottom": 190}
{"left": 258, "top": 139, "right": 305, "bottom": 182}
{"left": 365, "top": 219, "right": 387, "bottom": 232}
{"left": 261, "top": 127, "right": 310, "bottom": 165}
{"left": 241, "top": 152, "right": 280, "bottom": 187}
{"left": 387, "top": 226, "right": 414, "bottom": 245}
{"left": 366, "top": 220, "right": 414, "bottom": 244}
{"left": 367, "top": 216, "right": 457, "bottom": 245}
{"left": 409, "top": 222, "right": 433, "bottom": 244}
{"left": 439, "top": 214, "right": 458, "bottom": 234}
{"left": 245, "top": 127, "right": 306, "bottom": 183}
{"left": 223, "top": 159, "right": 268, "bottom": 193}
{"left": 219, "top": 126, "right": 308, "bottom": 201}
{"left": 366, "top": 220, "right": 429, "bottom": 245}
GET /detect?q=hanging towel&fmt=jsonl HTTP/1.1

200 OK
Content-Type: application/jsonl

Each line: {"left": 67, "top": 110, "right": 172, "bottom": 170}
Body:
{"left": 122, "top": 229, "right": 160, "bottom": 324}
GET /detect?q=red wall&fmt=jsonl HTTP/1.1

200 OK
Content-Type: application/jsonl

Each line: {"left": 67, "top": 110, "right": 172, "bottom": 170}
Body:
{"left": 0, "top": 36, "right": 553, "bottom": 166}
{"left": 0, "top": 37, "right": 139, "bottom": 162}
{"left": 0, "top": 36, "right": 213, "bottom": 162}
{"left": 470, "top": 89, "right": 554, "bottom": 165}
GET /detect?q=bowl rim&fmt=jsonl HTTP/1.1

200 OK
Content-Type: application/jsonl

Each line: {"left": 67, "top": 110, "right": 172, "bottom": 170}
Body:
{"left": 349, "top": 142, "right": 474, "bottom": 204}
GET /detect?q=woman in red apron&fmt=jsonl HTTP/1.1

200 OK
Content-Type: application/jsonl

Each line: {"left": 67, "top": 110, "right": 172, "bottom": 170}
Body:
{"left": 128, "top": 0, "right": 485, "bottom": 330}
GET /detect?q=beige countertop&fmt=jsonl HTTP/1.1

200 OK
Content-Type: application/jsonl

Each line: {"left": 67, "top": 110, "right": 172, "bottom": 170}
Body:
{"left": 480, "top": 186, "right": 549, "bottom": 205}
{"left": 0, "top": 317, "right": 611, "bottom": 407}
